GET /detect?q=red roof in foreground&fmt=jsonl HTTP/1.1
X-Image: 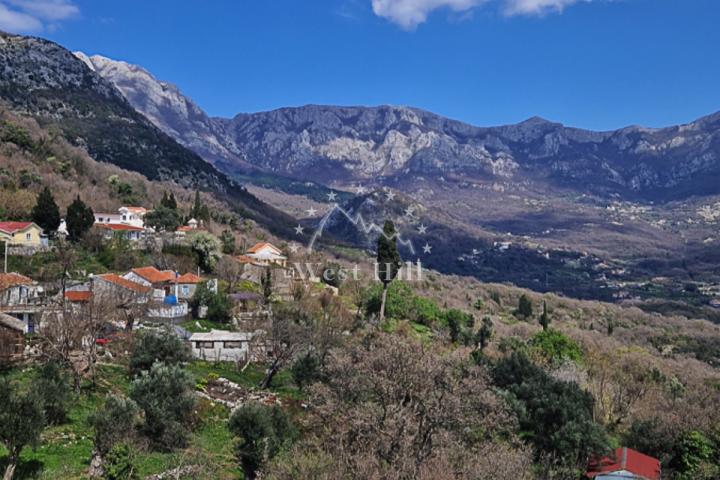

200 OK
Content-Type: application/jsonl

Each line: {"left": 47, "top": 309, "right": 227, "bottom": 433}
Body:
{"left": 0, "top": 221, "right": 35, "bottom": 234}
{"left": 64, "top": 290, "right": 93, "bottom": 302}
{"left": 587, "top": 448, "right": 661, "bottom": 480}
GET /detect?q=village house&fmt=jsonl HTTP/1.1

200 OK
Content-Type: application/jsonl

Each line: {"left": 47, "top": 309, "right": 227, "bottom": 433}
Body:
{"left": 124, "top": 267, "right": 176, "bottom": 296}
{"left": 0, "top": 313, "right": 25, "bottom": 364}
{"left": 94, "top": 206, "right": 147, "bottom": 227}
{"left": 244, "top": 242, "right": 287, "bottom": 267}
{"left": 189, "top": 330, "right": 252, "bottom": 363}
{"left": 0, "top": 221, "right": 45, "bottom": 248}
{"left": 176, "top": 273, "right": 202, "bottom": 300}
{"left": 121, "top": 267, "right": 198, "bottom": 321}
{"left": 176, "top": 218, "right": 201, "bottom": 237}
{"left": 586, "top": 447, "right": 661, "bottom": 480}
{"left": 123, "top": 267, "right": 201, "bottom": 300}
{"left": 92, "top": 273, "right": 151, "bottom": 304}
{"left": 0, "top": 272, "right": 44, "bottom": 333}
{"left": 95, "top": 223, "right": 145, "bottom": 241}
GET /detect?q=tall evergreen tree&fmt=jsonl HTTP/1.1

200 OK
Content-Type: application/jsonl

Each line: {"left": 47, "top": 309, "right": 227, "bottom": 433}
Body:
{"left": 65, "top": 196, "right": 94, "bottom": 242}
{"left": 160, "top": 191, "right": 177, "bottom": 210}
{"left": 539, "top": 301, "right": 551, "bottom": 331}
{"left": 376, "top": 220, "right": 402, "bottom": 323}
{"left": 191, "top": 190, "right": 202, "bottom": 218}
{"left": 31, "top": 186, "right": 61, "bottom": 234}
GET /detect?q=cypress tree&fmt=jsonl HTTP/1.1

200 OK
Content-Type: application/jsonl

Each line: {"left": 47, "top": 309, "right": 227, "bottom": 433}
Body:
{"left": 66, "top": 196, "right": 94, "bottom": 242}
{"left": 539, "top": 301, "right": 551, "bottom": 331}
{"left": 376, "top": 220, "right": 402, "bottom": 323}
{"left": 31, "top": 186, "right": 61, "bottom": 234}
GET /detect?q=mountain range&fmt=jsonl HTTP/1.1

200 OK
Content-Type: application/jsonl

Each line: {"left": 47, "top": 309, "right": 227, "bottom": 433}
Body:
{"left": 3, "top": 32, "right": 720, "bottom": 311}
{"left": 75, "top": 51, "right": 720, "bottom": 203}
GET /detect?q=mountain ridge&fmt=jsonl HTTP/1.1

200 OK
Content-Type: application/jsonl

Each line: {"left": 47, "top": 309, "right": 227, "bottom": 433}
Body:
{"left": 75, "top": 51, "right": 720, "bottom": 202}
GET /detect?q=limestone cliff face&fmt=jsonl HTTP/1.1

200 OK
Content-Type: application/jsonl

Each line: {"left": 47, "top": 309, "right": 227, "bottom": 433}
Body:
{"left": 83, "top": 51, "right": 720, "bottom": 201}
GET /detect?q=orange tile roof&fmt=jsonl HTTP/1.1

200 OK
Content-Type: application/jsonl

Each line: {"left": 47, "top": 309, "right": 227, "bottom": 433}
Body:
{"left": 0, "top": 272, "right": 32, "bottom": 291}
{"left": 96, "top": 224, "right": 144, "bottom": 232}
{"left": 122, "top": 206, "right": 147, "bottom": 213}
{"left": 247, "top": 242, "right": 281, "bottom": 254}
{"left": 97, "top": 274, "right": 151, "bottom": 293}
{"left": 0, "top": 221, "right": 36, "bottom": 234}
{"left": 177, "top": 273, "right": 202, "bottom": 284}
{"left": 131, "top": 267, "right": 175, "bottom": 284}
{"left": 64, "top": 290, "right": 93, "bottom": 302}
{"left": 235, "top": 255, "right": 260, "bottom": 265}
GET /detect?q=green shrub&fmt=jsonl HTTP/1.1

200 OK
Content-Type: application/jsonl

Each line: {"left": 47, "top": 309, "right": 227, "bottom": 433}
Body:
{"left": 35, "top": 361, "right": 72, "bottom": 425}
{"left": 291, "top": 353, "right": 322, "bottom": 390}
{"left": 229, "top": 402, "right": 298, "bottom": 480}
{"left": 492, "top": 353, "right": 609, "bottom": 467}
{"left": 129, "top": 362, "right": 196, "bottom": 450}
{"left": 363, "top": 281, "right": 413, "bottom": 320}
{"left": 515, "top": 294, "right": 533, "bottom": 318}
{"left": 410, "top": 296, "right": 442, "bottom": 326}
{"left": 103, "top": 443, "right": 138, "bottom": 480}
{"left": 129, "top": 331, "right": 191, "bottom": 376}
{"left": 529, "top": 329, "right": 584, "bottom": 364}
{"left": 89, "top": 395, "right": 138, "bottom": 457}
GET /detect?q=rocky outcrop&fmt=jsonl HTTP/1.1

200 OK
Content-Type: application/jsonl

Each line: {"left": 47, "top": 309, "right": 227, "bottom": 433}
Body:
{"left": 82, "top": 51, "right": 720, "bottom": 201}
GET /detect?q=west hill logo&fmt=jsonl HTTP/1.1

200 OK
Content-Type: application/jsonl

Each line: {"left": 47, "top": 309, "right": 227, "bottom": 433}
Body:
{"left": 287, "top": 186, "right": 430, "bottom": 283}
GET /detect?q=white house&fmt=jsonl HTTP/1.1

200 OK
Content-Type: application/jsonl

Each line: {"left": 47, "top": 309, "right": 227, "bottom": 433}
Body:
{"left": 189, "top": 330, "right": 252, "bottom": 363}
{"left": 245, "top": 242, "right": 287, "bottom": 267}
{"left": 95, "top": 223, "right": 145, "bottom": 241}
{"left": 94, "top": 206, "right": 148, "bottom": 229}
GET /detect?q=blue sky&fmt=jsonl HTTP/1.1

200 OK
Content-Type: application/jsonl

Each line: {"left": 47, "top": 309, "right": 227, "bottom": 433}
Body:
{"left": 1, "top": 0, "right": 719, "bottom": 130}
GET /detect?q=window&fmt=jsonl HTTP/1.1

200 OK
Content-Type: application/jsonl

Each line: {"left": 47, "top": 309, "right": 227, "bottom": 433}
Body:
{"left": 25, "top": 233, "right": 31, "bottom": 241}
{"left": 195, "top": 341, "right": 214, "bottom": 348}
{"left": 182, "top": 286, "right": 190, "bottom": 295}
{"left": 223, "top": 341, "right": 244, "bottom": 349}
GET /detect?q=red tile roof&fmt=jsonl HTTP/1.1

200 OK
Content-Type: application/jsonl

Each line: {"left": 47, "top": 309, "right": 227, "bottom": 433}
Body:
{"left": 586, "top": 448, "right": 661, "bottom": 480}
{"left": 247, "top": 242, "right": 281, "bottom": 254}
{"left": 96, "top": 224, "right": 144, "bottom": 232}
{"left": 0, "top": 273, "right": 32, "bottom": 291}
{"left": 122, "top": 206, "right": 147, "bottom": 214}
{"left": 97, "top": 274, "right": 151, "bottom": 293}
{"left": 64, "top": 290, "right": 93, "bottom": 302}
{"left": 177, "top": 273, "right": 202, "bottom": 284}
{"left": 0, "top": 221, "right": 36, "bottom": 234}
{"left": 131, "top": 267, "right": 175, "bottom": 284}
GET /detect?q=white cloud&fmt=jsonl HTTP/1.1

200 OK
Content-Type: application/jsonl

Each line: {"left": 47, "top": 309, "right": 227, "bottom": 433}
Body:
{"left": 371, "top": 0, "right": 597, "bottom": 28}
{"left": 0, "top": 0, "right": 78, "bottom": 33}
{"left": 502, "top": 0, "right": 587, "bottom": 16}
{"left": 371, "top": 0, "right": 487, "bottom": 29}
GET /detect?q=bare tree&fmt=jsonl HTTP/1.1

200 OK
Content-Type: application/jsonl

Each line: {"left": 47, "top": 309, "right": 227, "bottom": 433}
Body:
{"left": 265, "top": 333, "right": 533, "bottom": 480}
{"left": 216, "top": 255, "right": 244, "bottom": 293}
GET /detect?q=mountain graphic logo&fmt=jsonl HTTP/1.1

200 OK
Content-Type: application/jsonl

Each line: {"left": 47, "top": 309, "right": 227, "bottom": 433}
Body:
{"left": 305, "top": 203, "right": 417, "bottom": 255}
